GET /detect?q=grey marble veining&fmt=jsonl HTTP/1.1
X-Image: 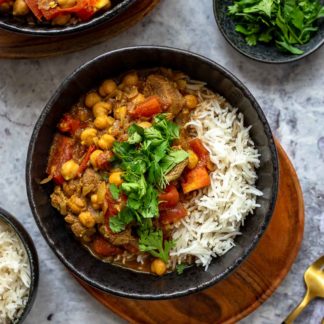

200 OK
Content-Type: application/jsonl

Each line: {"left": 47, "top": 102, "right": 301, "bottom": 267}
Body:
{"left": 0, "top": 0, "right": 323, "bottom": 323}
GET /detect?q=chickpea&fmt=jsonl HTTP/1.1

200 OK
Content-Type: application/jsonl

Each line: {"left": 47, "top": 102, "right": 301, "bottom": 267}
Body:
{"left": 98, "top": 79, "right": 116, "bottom": 97}
{"left": 177, "top": 79, "right": 187, "bottom": 90}
{"left": 61, "top": 160, "right": 79, "bottom": 181}
{"left": 85, "top": 92, "right": 101, "bottom": 108}
{"left": 67, "top": 195, "right": 86, "bottom": 214}
{"left": 114, "top": 106, "right": 127, "bottom": 121}
{"left": 52, "top": 13, "right": 71, "bottom": 25}
{"left": 95, "top": 0, "right": 110, "bottom": 9}
{"left": 57, "top": 0, "right": 76, "bottom": 8}
{"left": 137, "top": 121, "right": 152, "bottom": 129}
{"left": 94, "top": 115, "right": 111, "bottom": 130}
{"left": 81, "top": 128, "right": 97, "bottom": 146}
{"left": 90, "top": 150, "right": 103, "bottom": 169}
{"left": 109, "top": 172, "right": 123, "bottom": 186}
{"left": 13, "top": 0, "right": 29, "bottom": 16}
{"left": 93, "top": 101, "right": 112, "bottom": 117}
{"left": 98, "top": 134, "right": 115, "bottom": 150}
{"left": 78, "top": 211, "right": 96, "bottom": 228}
{"left": 132, "top": 93, "right": 146, "bottom": 105}
{"left": 90, "top": 194, "right": 100, "bottom": 210}
{"left": 0, "top": 2, "right": 11, "bottom": 13}
{"left": 187, "top": 150, "right": 199, "bottom": 169}
{"left": 151, "top": 259, "right": 167, "bottom": 276}
{"left": 185, "top": 95, "right": 198, "bottom": 110}
{"left": 122, "top": 72, "right": 139, "bottom": 87}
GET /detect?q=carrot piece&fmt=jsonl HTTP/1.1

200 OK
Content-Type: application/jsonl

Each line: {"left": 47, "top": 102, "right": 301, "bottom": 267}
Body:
{"left": 159, "top": 202, "right": 187, "bottom": 225}
{"left": 76, "top": 144, "right": 96, "bottom": 176}
{"left": 130, "top": 96, "right": 162, "bottom": 118}
{"left": 181, "top": 166, "right": 211, "bottom": 194}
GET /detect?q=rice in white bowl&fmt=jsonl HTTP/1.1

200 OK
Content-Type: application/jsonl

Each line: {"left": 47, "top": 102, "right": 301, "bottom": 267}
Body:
{"left": 170, "top": 97, "right": 263, "bottom": 269}
{"left": 0, "top": 221, "right": 31, "bottom": 323}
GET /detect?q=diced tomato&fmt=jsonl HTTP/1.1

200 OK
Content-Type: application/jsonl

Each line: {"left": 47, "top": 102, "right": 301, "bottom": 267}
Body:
{"left": 159, "top": 202, "right": 187, "bottom": 225}
{"left": 130, "top": 96, "right": 162, "bottom": 118}
{"left": 158, "top": 185, "right": 179, "bottom": 209}
{"left": 58, "top": 114, "right": 81, "bottom": 136}
{"left": 25, "top": 0, "right": 43, "bottom": 20}
{"left": 104, "top": 192, "right": 127, "bottom": 230}
{"left": 46, "top": 134, "right": 74, "bottom": 185}
{"left": 39, "top": 0, "right": 95, "bottom": 21}
{"left": 123, "top": 243, "right": 139, "bottom": 254}
{"left": 189, "top": 138, "right": 213, "bottom": 168}
{"left": 96, "top": 151, "right": 113, "bottom": 170}
{"left": 77, "top": 145, "right": 96, "bottom": 177}
{"left": 92, "top": 237, "right": 122, "bottom": 257}
{"left": 182, "top": 166, "right": 211, "bottom": 194}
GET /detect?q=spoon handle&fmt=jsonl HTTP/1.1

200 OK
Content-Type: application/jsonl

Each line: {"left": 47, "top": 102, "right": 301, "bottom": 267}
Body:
{"left": 283, "top": 290, "right": 314, "bottom": 323}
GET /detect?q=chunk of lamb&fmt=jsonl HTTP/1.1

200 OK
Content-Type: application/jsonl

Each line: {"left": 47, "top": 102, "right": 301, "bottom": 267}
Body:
{"left": 99, "top": 226, "right": 137, "bottom": 247}
{"left": 51, "top": 186, "right": 68, "bottom": 215}
{"left": 81, "top": 168, "right": 100, "bottom": 196}
{"left": 62, "top": 179, "right": 82, "bottom": 197}
{"left": 144, "top": 74, "right": 185, "bottom": 117}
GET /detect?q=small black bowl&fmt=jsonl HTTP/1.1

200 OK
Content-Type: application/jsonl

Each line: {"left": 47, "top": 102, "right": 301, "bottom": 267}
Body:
{"left": 0, "top": 0, "right": 133, "bottom": 36}
{"left": 26, "top": 46, "right": 278, "bottom": 299}
{"left": 0, "top": 207, "right": 39, "bottom": 322}
{"left": 213, "top": 0, "right": 324, "bottom": 64}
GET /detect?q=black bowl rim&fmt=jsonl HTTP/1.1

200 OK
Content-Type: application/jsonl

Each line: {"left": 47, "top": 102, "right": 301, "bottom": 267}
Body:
{"left": 213, "top": 0, "right": 324, "bottom": 64}
{"left": 26, "top": 45, "right": 278, "bottom": 299}
{"left": 0, "top": 207, "right": 39, "bottom": 322}
{"left": 0, "top": 0, "right": 133, "bottom": 36}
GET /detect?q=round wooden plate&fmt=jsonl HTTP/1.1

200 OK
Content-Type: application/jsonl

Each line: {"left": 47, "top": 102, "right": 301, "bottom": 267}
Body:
{"left": 76, "top": 140, "right": 304, "bottom": 323}
{"left": 0, "top": 0, "right": 159, "bottom": 59}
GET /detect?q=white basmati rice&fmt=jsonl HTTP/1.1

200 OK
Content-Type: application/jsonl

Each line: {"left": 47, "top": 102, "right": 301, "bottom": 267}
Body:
{"left": 0, "top": 221, "right": 30, "bottom": 323}
{"left": 170, "top": 98, "right": 263, "bottom": 269}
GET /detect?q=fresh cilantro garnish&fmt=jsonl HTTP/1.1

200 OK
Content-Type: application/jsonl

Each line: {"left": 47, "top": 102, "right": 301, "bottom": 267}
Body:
{"left": 228, "top": 0, "right": 324, "bottom": 55}
{"left": 109, "top": 184, "right": 120, "bottom": 200}
{"left": 111, "top": 114, "right": 187, "bottom": 226}
{"left": 109, "top": 115, "right": 188, "bottom": 263}
{"left": 176, "top": 264, "right": 186, "bottom": 275}
{"left": 138, "top": 228, "right": 175, "bottom": 263}
{"left": 109, "top": 207, "right": 135, "bottom": 233}
{"left": 101, "top": 172, "right": 109, "bottom": 181}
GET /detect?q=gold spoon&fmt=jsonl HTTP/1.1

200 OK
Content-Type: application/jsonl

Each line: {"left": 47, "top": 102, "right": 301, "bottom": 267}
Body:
{"left": 284, "top": 256, "right": 324, "bottom": 323}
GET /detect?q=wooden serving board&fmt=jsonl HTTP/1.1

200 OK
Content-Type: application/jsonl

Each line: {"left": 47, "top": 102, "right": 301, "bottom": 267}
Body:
{"left": 76, "top": 140, "right": 305, "bottom": 323}
{"left": 0, "top": 0, "right": 159, "bottom": 59}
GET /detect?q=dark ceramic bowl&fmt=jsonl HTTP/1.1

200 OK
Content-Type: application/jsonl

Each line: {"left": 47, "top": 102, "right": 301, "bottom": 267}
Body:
{"left": 0, "top": 207, "right": 39, "bottom": 322}
{"left": 213, "top": 0, "right": 324, "bottom": 64}
{"left": 26, "top": 46, "right": 278, "bottom": 299}
{"left": 0, "top": 0, "right": 133, "bottom": 36}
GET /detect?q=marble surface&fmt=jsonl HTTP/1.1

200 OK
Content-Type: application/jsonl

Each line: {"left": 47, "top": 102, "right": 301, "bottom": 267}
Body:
{"left": 0, "top": 0, "right": 323, "bottom": 323}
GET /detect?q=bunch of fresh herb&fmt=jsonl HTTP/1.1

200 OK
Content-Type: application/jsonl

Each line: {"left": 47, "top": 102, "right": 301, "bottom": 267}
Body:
{"left": 108, "top": 114, "right": 188, "bottom": 262}
{"left": 228, "top": 0, "right": 324, "bottom": 54}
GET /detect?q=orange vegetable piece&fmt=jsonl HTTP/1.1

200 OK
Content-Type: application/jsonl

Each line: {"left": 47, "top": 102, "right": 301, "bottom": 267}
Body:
{"left": 182, "top": 166, "right": 211, "bottom": 194}
{"left": 130, "top": 96, "right": 162, "bottom": 118}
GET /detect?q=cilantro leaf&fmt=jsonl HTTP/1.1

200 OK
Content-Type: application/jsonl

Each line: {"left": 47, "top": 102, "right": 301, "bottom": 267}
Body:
{"left": 109, "top": 207, "right": 135, "bottom": 233}
{"left": 228, "top": 0, "right": 324, "bottom": 55}
{"left": 176, "top": 264, "right": 186, "bottom": 275}
{"left": 110, "top": 115, "right": 186, "bottom": 231}
{"left": 138, "top": 228, "right": 175, "bottom": 263}
{"left": 109, "top": 184, "right": 120, "bottom": 200}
